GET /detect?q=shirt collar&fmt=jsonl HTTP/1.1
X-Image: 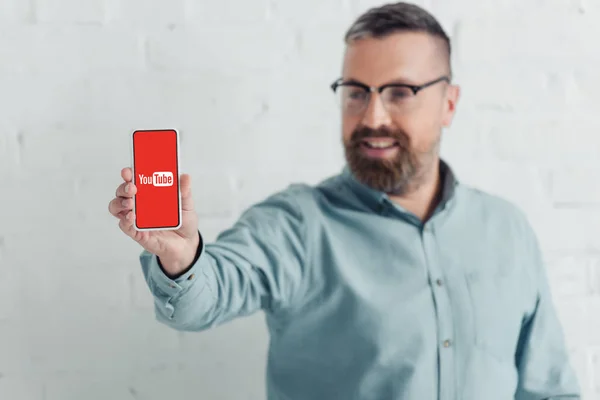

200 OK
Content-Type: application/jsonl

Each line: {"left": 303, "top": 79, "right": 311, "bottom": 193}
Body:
{"left": 341, "top": 158, "right": 458, "bottom": 214}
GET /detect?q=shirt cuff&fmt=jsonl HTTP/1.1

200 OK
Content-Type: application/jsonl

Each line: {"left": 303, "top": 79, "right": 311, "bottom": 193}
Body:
{"left": 148, "top": 231, "right": 205, "bottom": 298}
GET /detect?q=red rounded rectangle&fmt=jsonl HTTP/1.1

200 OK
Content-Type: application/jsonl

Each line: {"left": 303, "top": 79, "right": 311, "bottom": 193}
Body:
{"left": 131, "top": 129, "right": 181, "bottom": 230}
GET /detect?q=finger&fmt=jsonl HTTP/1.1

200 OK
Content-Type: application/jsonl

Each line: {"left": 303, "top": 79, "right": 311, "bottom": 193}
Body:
{"left": 180, "top": 173, "right": 195, "bottom": 211}
{"left": 121, "top": 167, "right": 133, "bottom": 182}
{"left": 108, "top": 196, "right": 133, "bottom": 217}
{"left": 116, "top": 209, "right": 129, "bottom": 219}
{"left": 118, "top": 210, "right": 137, "bottom": 238}
{"left": 115, "top": 181, "right": 136, "bottom": 198}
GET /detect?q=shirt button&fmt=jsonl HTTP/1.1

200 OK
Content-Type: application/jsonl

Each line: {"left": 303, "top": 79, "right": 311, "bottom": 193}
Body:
{"left": 436, "top": 279, "right": 443, "bottom": 287}
{"left": 188, "top": 273, "right": 195, "bottom": 281}
{"left": 443, "top": 340, "right": 452, "bottom": 348}
{"left": 169, "top": 284, "right": 176, "bottom": 288}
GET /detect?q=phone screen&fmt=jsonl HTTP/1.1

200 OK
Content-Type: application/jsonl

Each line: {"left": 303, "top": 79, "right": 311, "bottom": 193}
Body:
{"left": 131, "top": 129, "right": 181, "bottom": 231}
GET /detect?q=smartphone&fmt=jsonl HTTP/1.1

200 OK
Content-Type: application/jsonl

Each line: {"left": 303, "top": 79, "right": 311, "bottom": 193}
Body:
{"left": 131, "top": 129, "right": 182, "bottom": 231}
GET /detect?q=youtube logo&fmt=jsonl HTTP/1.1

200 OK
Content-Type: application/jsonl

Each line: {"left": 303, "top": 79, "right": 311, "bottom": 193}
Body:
{"left": 138, "top": 172, "right": 173, "bottom": 187}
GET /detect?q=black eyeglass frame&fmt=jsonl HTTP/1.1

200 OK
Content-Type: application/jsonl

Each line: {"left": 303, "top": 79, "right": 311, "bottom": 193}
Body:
{"left": 330, "top": 75, "right": 451, "bottom": 96}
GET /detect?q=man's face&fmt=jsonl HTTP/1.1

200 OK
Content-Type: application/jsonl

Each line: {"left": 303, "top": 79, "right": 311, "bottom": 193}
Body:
{"left": 340, "top": 31, "right": 460, "bottom": 195}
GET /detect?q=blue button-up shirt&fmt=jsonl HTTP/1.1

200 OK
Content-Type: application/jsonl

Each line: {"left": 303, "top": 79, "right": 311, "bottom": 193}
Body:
{"left": 140, "top": 160, "right": 580, "bottom": 399}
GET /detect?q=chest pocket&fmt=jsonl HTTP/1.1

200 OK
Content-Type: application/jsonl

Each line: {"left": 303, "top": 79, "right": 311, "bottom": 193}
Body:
{"left": 464, "top": 270, "right": 525, "bottom": 364}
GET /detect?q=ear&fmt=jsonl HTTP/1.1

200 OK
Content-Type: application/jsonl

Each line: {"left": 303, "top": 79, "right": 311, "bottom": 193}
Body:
{"left": 441, "top": 84, "right": 460, "bottom": 127}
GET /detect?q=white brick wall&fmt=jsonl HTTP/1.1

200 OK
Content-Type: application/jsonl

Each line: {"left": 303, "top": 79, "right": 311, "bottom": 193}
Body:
{"left": 0, "top": 0, "right": 598, "bottom": 398}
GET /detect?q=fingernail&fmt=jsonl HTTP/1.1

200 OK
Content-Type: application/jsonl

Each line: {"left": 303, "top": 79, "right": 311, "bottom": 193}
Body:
{"left": 122, "top": 199, "right": 128, "bottom": 207}
{"left": 125, "top": 184, "right": 129, "bottom": 193}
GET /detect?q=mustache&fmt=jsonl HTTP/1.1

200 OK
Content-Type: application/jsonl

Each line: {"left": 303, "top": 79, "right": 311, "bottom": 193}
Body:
{"left": 349, "top": 125, "right": 410, "bottom": 146}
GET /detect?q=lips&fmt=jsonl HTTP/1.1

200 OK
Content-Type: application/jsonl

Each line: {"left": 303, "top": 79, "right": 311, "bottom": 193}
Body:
{"left": 360, "top": 137, "right": 399, "bottom": 149}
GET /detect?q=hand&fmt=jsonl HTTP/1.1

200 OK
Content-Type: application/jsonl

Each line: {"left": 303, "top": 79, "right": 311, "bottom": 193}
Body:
{"left": 108, "top": 167, "right": 200, "bottom": 276}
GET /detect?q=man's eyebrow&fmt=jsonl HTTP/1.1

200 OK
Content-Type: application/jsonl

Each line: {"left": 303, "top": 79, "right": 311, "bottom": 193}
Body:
{"left": 341, "top": 77, "right": 366, "bottom": 85}
{"left": 380, "top": 77, "right": 419, "bottom": 86}
{"left": 341, "top": 77, "right": 417, "bottom": 87}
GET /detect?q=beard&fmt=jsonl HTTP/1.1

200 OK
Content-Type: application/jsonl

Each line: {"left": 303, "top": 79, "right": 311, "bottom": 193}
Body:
{"left": 343, "top": 125, "right": 437, "bottom": 195}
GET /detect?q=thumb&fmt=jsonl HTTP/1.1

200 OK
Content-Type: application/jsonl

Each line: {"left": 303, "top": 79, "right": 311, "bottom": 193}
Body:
{"left": 179, "top": 173, "right": 194, "bottom": 211}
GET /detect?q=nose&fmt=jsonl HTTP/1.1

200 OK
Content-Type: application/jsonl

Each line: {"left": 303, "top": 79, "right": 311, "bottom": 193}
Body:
{"left": 361, "top": 92, "right": 392, "bottom": 129}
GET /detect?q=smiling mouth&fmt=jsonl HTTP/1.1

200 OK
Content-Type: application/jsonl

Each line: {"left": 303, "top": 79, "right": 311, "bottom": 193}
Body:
{"left": 360, "top": 138, "right": 399, "bottom": 150}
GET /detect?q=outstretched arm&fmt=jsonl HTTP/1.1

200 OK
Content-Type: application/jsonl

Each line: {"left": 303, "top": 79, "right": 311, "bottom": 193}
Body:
{"left": 139, "top": 187, "right": 307, "bottom": 332}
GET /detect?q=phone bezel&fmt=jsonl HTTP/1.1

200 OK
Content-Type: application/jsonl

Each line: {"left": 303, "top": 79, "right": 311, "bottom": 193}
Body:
{"left": 130, "top": 128, "right": 183, "bottom": 231}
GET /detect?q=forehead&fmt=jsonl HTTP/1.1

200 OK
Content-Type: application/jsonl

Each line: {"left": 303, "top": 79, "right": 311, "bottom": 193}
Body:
{"left": 341, "top": 31, "right": 443, "bottom": 85}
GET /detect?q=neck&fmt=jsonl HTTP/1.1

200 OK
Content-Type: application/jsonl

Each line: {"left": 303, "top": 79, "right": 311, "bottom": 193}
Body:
{"left": 387, "top": 158, "right": 442, "bottom": 222}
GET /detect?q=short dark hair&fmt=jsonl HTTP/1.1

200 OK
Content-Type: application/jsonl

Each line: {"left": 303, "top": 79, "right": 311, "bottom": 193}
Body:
{"left": 344, "top": 2, "right": 452, "bottom": 78}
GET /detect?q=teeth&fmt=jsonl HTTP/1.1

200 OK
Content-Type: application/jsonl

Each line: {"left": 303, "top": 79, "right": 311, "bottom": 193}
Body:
{"left": 371, "top": 142, "right": 392, "bottom": 148}
{"left": 365, "top": 140, "right": 396, "bottom": 148}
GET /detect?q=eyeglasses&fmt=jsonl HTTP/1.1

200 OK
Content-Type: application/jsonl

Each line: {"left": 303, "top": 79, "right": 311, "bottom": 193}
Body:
{"left": 330, "top": 76, "right": 450, "bottom": 115}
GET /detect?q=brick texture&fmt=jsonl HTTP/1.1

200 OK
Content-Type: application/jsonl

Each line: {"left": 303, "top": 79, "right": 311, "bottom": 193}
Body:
{"left": 35, "top": 0, "right": 105, "bottom": 24}
{"left": 0, "top": 0, "right": 598, "bottom": 398}
{"left": 0, "top": 0, "right": 34, "bottom": 24}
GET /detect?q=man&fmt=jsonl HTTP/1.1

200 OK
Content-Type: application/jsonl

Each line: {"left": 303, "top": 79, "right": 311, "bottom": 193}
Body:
{"left": 108, "top": 2, "right": 581, "bottom": 399}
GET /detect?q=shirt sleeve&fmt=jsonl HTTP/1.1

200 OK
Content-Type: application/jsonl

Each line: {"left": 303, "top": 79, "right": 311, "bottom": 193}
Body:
{"left": 138, "top": 185, "right": 308, "bottom": 332}
{"left": 514, "top": 220, "right": 581, "bottom": 400}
